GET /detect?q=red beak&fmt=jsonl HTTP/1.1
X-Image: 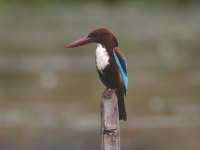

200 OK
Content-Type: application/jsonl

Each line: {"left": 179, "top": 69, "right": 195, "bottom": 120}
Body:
{"left": 65, "top": 36, "right": 93, "bottom": 48}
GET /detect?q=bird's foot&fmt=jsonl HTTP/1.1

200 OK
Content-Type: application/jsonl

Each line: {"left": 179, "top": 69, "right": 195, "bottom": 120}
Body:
{"left": 103, "top": 88, "right": 114, "bottom": 99}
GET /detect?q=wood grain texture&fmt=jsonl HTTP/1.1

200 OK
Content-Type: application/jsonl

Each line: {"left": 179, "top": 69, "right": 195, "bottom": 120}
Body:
{"left": 101, "top": 89, "right": 120, "bottom": 150}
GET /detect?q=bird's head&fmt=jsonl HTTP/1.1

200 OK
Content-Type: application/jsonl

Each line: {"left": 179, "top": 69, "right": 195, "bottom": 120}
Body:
{"left": 66, "top": 28, "right": 118, "bottom": 48}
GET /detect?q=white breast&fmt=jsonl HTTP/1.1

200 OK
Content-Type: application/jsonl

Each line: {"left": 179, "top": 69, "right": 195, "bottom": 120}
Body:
{"left": 95, "top": 44, "right": 110, "bottom": 72}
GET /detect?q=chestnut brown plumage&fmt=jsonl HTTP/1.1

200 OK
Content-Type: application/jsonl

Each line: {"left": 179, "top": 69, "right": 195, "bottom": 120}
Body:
{"left": 66, "top": 28, "right": 128, "bottom": 121}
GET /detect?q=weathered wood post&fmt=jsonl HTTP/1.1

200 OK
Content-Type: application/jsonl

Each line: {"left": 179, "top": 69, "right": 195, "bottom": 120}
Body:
{"left": 101, "top": 89, "right": 120, "bottom": 150}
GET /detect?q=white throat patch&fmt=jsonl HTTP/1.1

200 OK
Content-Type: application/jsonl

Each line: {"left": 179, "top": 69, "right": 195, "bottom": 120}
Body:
{"left": 95, "top": 44, "right": 110, "bottom": 72}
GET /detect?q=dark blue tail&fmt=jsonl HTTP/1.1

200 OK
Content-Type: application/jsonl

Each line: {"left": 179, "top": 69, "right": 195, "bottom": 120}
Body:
{"left": 116, "top": 89, "right": 127, "bottom": 121}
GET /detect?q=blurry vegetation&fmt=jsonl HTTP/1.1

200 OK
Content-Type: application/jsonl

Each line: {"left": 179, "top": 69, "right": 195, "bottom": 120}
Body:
{"left": 0, "top": 0, "right": 199, "bottom": 6}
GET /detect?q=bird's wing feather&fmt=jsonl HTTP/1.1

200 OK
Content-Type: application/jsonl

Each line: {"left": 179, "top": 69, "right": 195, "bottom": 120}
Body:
{"left": 113, "top": 47, "right": 128, "bottom": 95}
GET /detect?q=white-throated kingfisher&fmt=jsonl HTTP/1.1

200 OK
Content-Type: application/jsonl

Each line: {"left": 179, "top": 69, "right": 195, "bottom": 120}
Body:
{"left": 65, "top": 28, "right": 128, "bottom": 121}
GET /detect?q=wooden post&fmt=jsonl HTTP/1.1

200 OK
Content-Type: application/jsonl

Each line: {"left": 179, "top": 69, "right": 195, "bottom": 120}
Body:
{"left": 101, "top": 89, "right": 120, "bottom": 150}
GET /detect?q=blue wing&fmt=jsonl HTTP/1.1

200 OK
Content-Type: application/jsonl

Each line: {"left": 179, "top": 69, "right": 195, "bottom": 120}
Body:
{"left": 113, "top": 47, "right": 128, "bottom": 95}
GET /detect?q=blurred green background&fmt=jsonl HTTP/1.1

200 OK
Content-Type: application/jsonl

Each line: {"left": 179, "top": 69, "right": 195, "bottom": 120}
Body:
{"left": 0, "top": 0, "right": 200, "bottom": 150}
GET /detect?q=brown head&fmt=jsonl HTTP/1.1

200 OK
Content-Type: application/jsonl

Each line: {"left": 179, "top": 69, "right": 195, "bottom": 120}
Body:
{"left": 66, "top": 28, "right": 118, "bottom": 49}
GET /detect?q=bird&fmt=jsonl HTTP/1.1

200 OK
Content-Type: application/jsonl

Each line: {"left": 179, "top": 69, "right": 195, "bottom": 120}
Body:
{"left": 65, "top": 28, "right": 128, "bottom": 121}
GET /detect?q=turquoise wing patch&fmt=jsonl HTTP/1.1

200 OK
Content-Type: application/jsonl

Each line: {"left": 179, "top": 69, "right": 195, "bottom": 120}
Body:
{"left": 114, "top": 52, "right": 128, "bottom": 91}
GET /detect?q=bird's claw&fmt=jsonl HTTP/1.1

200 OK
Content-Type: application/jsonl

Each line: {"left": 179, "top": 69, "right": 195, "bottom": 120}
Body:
{"left": 103, "top": 88, "right": 114, "bottom": 99}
